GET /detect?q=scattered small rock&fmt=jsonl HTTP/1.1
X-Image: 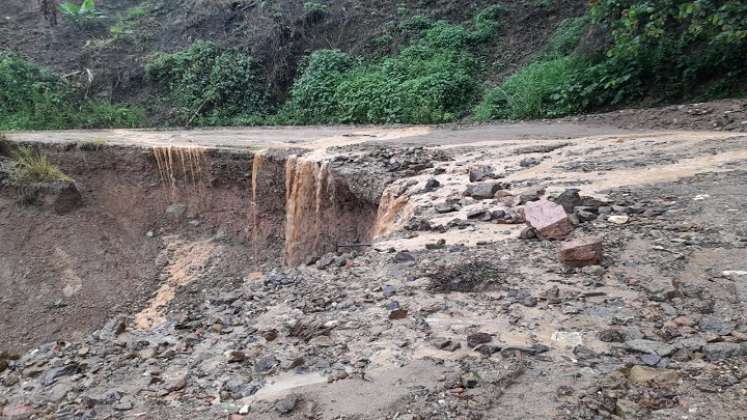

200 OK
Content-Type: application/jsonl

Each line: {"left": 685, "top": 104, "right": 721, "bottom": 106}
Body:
{"left": 274, "top": 394, "right": 299, "bottom": 415}
{"left": 559, "top": 236, "right": 603, "bottom": 267}
{"left": 466, "top": 332, "right": 492, "bottom": 348}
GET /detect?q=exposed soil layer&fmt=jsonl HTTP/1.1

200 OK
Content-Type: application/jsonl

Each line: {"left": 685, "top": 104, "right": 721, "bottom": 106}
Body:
{"left": 1, "top": 120, "right": 747, "bottom": 419}
{"left": 0, "top": 142, "right": 381, "bottom": 353}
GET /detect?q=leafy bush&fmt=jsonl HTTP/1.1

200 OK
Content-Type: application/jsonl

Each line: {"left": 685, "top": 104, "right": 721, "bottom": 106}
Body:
{"left": 475, "top": 56, "right": 587, "bottom": 120}
{"left": 145, "top": 41, "right": 269, "bottom": 126}
{"left": 586, "top": 0, "right": 747, "bottom": 104}
{"left": 283, "top": 9, "right": 502, "bottom": 124}
{"left": 0, "top": 52, "right": 143, "bottom": 130}
{"left": 542, "top": 16, "right": 589, "bottom": 58}
{"left": 472, "top": 5, "right": 507, "bottom": 42}
{"left": 126, "top": 5, "right": 147, "bottom": 19}
{"left": 58, "top": 0, "right": 104, "bottom": 29}
{"left": 282, "top": 50, "right": 357, "bottom": 124}
{"left": 477, "top": 0, "right": 747, "bottom": 121}
{"left": 303, "top": 2, "right": 328, "bottom": 23}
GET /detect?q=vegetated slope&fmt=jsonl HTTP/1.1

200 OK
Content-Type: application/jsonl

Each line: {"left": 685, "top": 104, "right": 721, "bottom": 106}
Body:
{"left": 0, "top": 0, "right": 586, "bottom": 127}
{"left": 0, "top": 0, "right": 745, "bottom": 129}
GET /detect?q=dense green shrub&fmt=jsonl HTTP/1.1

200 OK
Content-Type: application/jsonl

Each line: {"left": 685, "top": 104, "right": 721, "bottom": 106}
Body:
{"left": 281, "top": 50, "right": 357, "bottom": 124}
{"left": 477, "top": 0, "right": 747, "bottom": 121}
{"left": 59, "top": 0, "right": 105, "bottom": 29}
{"left": 475, "top": 56, "right": 588, "bottom": 120}
{"left": 0, "top": 52, "right": 142, "bottom": 130}
{"left": 472, "top": 5, "right": 507, "bottom": 42}
{"left": 283, "top": 9, "right": 501, "bottom": 124}
{"left": 586, "top": 0, "right": 747, "bottom": 104}
{"left": 145, "top": 41, "right": 269, "bottom": 126}
{"left": 541, "top": 16, "right": 589, "bottom": 58}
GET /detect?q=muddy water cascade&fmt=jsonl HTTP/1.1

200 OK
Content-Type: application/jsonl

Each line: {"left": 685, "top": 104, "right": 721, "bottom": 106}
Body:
{"left": 153, "top": 145, "right": 208, "bottom": 198}
{"left": 284, "top": 155, "right": 338, "bottom": 265}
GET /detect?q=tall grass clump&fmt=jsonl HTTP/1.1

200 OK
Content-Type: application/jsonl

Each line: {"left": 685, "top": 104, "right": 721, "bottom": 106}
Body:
{"left": 475, "top": 56, "right": 588, "bottom": 120}
{"left": 0, "top": 52, "right": 143, "bottom": 130}
{"left": 6, "top": 147, "right": 71, "bottom": 184}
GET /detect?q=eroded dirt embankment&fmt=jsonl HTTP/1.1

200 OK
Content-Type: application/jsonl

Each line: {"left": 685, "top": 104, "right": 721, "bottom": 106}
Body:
{"left": 2, "top": 125, "right": 747, "bottom": 420}
{"left": 0, "top": 142, "right": 383, "bottom": 352}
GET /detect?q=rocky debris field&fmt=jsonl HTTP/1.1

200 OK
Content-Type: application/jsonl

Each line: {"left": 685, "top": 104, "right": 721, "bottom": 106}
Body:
{"left": 2, "top": 128, "right": 747, "bottom": 419}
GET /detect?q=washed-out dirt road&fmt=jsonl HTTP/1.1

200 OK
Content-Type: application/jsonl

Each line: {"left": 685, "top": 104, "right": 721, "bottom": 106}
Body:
{"left": 1, "top": 109, "right": 747, "bottom": 419}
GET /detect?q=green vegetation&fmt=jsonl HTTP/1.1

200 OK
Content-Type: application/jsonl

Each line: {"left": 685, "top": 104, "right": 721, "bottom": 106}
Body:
{"left": 5, "top": 2, "right": 746, "bottom": 128}
{"left": 145, "top": 41, "right": 269, "bottom": 126}
{"left": 303, "top": 2, "right": 329, "bottom": 21}
{"left": 58, "top": 0, "right": 104, "bottom": 29}
{"left": 281, "top": 10, "right": 504, "bottom": 124}
{"left": 0, "top": 52, "right": 143, "bottom": 130}
{"left": 541, "top": 15, "right": 588, "bottom": 59}
{"left": 475, "top": 56, "right": 588, "bottom": 120}
{"left": 477, "top": 0, "right": 747, "bottom": 120}
{"left": 5, "top": 147, "right": 71, "bottom": 184}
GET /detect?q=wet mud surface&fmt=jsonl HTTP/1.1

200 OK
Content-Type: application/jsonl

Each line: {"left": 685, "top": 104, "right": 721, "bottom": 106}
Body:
{"left": 1, "top": 120, "right": 747, "bottom": 419}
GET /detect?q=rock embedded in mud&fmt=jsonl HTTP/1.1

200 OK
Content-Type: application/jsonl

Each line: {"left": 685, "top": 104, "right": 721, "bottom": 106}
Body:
{"left": 435, "top": 201, "right": 459, "bottom": 213}
{"left": 625, "top": 339, "right": 675, "bottom": 357}
{"left": 608, "top": 215, "right": 630, "bottom": 224}
{"left": 627, "top": 366, "right": 680, "bottom": 386}
{"left": 466, "top": 332, "right": 493, "bottom": 348}
{"left": 99, "top": 317, "right": 127, "bottom": 340}
{"left": 475, "top": 344, "right": 502, "bottom": 356}
{"left": 468, "top": 165, "right": 497, "bottom": 182}
{"left": 554, "top": 189, "right": 583, "bottom": 213}
{"left": 425, "top": 239, "right": 446, "bottom": 250}
{"left": 524, "top": 199, "right": 574, "bottom": 239}
{"left": 165, "top": 203, "right": 187, "bottom": 221}
{"left": 466, "top": 207, "right": 490, "bottom": 220}
{"left": 574, "top": 206, "right": 598, "bottom": 222}
{"left": 388, "top": 308, "right": 408, "bottom": 320}
{"left": 518, "top": 186, "right": 545, "bottom": 204}
{"left": 382, "top": 284, "right": 397, "bottom": 298}
{"left": 598, "top": 329, "right": 625, "bottom": 343}
{"left": 423, "top": 178, "right": 440, "bottom": 192}
{"left": 465, "top": 181, "right": 509, "bottom": 200}
{"left": 16, "top": 181, "right": 83, "bottom": 215}
{"left": 703, "top": 342, "right": 743, "bottom": 361}
{"left": 698, "top": 316, "right": 736, "bottom": 335}
{"left": 225, "top": 350, "right": 246, "bottom": 363}
{"left": 393, "top": 251, "right": 415, "bottom": 265}
{"left": 559, "top": 236, "right": 603, "bottom": 267}
{"left": 519, "top": 226, "right": 536, "bottom": 239}
{"left": 432, "top": 338, "right": 461, "bottom": 352}
{"left": 275, "top": 394, "right": 299, "bottom": 415}
{"left": 255, "top": 355, "right": 278, "bottom": 373}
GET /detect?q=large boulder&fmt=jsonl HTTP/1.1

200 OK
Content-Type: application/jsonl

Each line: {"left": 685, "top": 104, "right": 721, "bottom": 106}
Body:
{"left": 524, "top": 198, "right": 574, "bottom": 239}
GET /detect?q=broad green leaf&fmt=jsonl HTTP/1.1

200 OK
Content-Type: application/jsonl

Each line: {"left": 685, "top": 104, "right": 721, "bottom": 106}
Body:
{"left": 80, "top": 0, "right": 96, "bottom": 14}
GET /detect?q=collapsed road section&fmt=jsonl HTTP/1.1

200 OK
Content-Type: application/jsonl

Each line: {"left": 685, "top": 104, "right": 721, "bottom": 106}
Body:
{"left": 1, "top": 124, "right": 747, "bottom": 419}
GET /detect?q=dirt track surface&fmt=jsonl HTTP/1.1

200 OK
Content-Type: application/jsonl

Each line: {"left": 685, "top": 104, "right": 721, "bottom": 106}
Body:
{"left": 2, "top": 115, "right": 747, "bottom": 419}
{"left": 6, "top": 121, "right": 633, "bottom": 150}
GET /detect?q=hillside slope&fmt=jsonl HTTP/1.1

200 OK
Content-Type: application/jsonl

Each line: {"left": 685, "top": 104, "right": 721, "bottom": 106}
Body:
{"left": 0, "top": 0, "right": 745, "bottom": 128}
